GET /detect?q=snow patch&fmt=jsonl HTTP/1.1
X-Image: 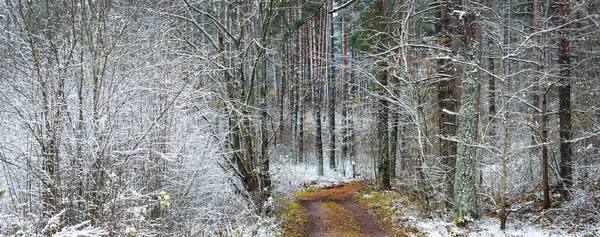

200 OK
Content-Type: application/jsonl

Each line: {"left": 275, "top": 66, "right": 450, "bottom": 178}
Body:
{"left": 415, "top": 217, "right": 573, "bottom": 237}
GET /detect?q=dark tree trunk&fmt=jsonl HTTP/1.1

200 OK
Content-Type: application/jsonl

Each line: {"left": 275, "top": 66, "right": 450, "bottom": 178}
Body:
{"left": 486, "top": 0, "right": 495, "bottom": 125}
{"left": 390, "top": 110, "right": 398, "bottom": 180}
{"left": 541, "top": 91, "right": 551, "bottom": 208}
{"left": 557, "top": 0, "right": 572, "bottom": 200}
{"left": 292, "top": 36, "right": 299, "bottom": 163}
{"left": 298, "top": 24, "right": 307, "bottom": 164}
{"left": 328, "top": 0, "right": 337, "bottom": 170}
{"left": 373, "top": 0, "right": 391, "bottom": 190}
{"left": 436, "top": 0, "right": 461, "bottom": 207}
{"left": 340, "top": 0, "right": 349, "bottom": 176}
{"left": 532, "top": 0, "right": 551, "bottom": 209}
{"left": 314, "top": 11, "right": 325, "bottom": 176}
{"left": 377, "top": 66, "right": 391, "bottom": 190}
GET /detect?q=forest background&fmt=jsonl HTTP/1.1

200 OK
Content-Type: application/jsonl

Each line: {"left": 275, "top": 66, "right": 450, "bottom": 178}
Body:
{"left": 0, "top": 0, "right": 599, "bottom": 236}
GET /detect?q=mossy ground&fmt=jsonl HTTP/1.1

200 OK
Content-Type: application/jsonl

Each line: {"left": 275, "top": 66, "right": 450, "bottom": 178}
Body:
{"left": 274, "top": 181, "right": 425, "bottom": 237}
{"left": 320, "top": 200, "right": 361, "bottom": 236}
{"left": 353, "top": 186, "right": 425, "bottom": 237}
{"left": 272, "top": 194, "right": 308, "bottom": 237}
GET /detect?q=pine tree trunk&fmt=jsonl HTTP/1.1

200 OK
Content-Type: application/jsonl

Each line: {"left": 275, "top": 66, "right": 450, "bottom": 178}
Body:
{"left": 485, "top": 0, "right": 495, "bottom": 127}
{"left": 292, "top": 39, "right": 298, "bottom": 163}
{"left": 349, "top": 40, "right": 357, "bottom": 178}
{"left": 453, "top": 8, "right": 480, "bottom": 222}
{"left": 328, "top": 0, "right": 337, "bottom": 170}
{"left": 377, "top": 65, "right": 391, "bottom": 190}
{"left": 390, "top": 110, "right": 398, "bottom": 180}
{"left": 436, "top": 0, "right": 460, "bottom": 207}
{"left": 314, "top": 14, "right": 325, "bottom": 176}
{"left": 374, "top": 0, "right": 391, "bottom": 190}
{"left": 531, "top": 0, "right": 551, "bottom": 209}
{"left": 340, "top": 1, "right": 349, "bottom": 176}
{"left": 557, "top": 0, "right": 573, "bottom": 201}
{"left": 298, "top": 24, "right": 306, "bottom": 164}
{"left": 541, "top": 90, "right": 551, "bottom": 208}
{"left": 499, "top": 49, "right": 509, "bottom": 230}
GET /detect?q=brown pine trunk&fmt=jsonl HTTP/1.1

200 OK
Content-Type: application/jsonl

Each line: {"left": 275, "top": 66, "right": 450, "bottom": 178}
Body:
{"left": 436, "top": 0, "right": 460, "bottom": 207}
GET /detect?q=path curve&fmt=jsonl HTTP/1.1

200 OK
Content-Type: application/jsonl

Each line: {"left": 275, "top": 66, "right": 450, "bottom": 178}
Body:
{"left": 298, "top": 182, "right": 391, "bottom": 237}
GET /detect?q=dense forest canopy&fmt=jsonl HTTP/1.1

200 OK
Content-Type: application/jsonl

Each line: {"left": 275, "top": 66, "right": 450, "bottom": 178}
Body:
{"left": 0, "top": 0, "right": 599, "bottom": 236}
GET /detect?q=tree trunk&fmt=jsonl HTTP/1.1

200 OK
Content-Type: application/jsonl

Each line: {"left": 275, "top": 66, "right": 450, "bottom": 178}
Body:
{"left": 541, "top": 90, "right": 551, "bottom": 208}
{"left": 298, "top": 23, "right": 306, "bottom": 164}
{"left": 313, "top": 14, "right": 325, "bottom": 176}
{"left": 328, "top": 0, "right": 337, "bottom": 170}
{"left": 373, "top": 0, "right": 391, "bottom": 190}
{"left": 377, "top": 65, "right": 391, "bottom": 190}
{"left": 278, "top": 43, "right": 286, "bottom": 144}
{"left": 349, "top": 31, "right": 357, "bottom": 178}
{"left": 292, "top": 40, "right": 298, "bottom": 163}
{"left": 340, "top": 0, "right": 349, "bottom": 176}
{"left": 531, "top": 0, "right": 551, "bottom": 209}
{"left": 486, "top": 0, "right": 495, "bottom": 127}
{"left": 453, "top": 7, "right": 480, "bottom": 222}
{"left": 436, "top": 0, "right": 461, "bottom": 207}
{"left": 557, "top": 0, "right": 572, "bottom": 201}
{"left": 390, "top": 109, "right": 399, "bottom": 180}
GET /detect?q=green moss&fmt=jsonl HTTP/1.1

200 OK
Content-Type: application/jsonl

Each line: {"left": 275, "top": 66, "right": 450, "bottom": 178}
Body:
{"left": 353, "top": 189, "right": 425, "bottom": 237}
{"left": 452, "top": 214, "right": 473, "bottom": 227}
{"left": 272, "top": 194, "right": 307, "bottom": 237}
{"left": 293, "top": 189, "right": 311, "bottom": 198}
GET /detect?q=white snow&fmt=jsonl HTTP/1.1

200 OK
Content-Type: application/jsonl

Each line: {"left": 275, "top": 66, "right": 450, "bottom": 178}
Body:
{"left": 415, "top": 217, "right": 574, "bottom": 237}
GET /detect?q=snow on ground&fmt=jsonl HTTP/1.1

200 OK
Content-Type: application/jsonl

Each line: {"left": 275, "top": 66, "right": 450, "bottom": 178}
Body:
{"left": 405, "top": 214, "right": 600, "bottom": 237}
{"left": 271, "top": 161, "right": 360, "bottom": 193}
{"left": 414, "top": 217, "right": 575, "bottom": 237}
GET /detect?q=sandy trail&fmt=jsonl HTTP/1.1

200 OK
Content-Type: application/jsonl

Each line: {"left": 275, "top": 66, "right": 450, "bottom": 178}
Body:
{"left": 298, "top": 182, "right": 390, "bottom": 237}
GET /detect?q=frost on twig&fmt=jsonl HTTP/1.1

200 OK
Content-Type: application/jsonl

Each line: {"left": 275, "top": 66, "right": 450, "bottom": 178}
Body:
{"left": 42, "top": 210, "right": 107, "bottom": 237}
{"left": 453, "top": 10, "right": 466, "bottom": 20}
{"left": 442, "top": 108, "right": 458, "bottom": 116}
{"left": 53, "top": 220, "right": 107, "bottom": 237}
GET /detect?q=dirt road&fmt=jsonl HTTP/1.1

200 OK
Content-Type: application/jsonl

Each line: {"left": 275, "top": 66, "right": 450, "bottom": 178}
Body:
{"left": 297, "top": 182, "right": 391, "bottom": 237}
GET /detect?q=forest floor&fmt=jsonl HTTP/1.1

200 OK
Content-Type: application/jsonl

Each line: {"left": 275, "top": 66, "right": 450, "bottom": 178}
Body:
{"left": 272, "top": 177, "right": 599, "bottom": 237}
{"left": 296, "top": 182, "right": 391, "bottom": 237}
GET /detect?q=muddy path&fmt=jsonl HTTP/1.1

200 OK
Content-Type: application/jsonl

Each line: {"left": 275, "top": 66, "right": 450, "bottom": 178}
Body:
{"left": 297, "top": 182, "right": 391, "bottom": 237}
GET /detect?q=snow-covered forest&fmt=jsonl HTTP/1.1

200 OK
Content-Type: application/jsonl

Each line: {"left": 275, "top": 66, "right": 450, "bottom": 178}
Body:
{"left": 0, "top": 0, "right": 599, "bottom": 236}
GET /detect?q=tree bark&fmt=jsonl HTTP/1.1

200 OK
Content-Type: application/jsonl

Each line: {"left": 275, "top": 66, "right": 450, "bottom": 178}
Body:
{"left": 314, "top": 12, "right": 325, "bottom": 176}
{"left": 453, "top": 6, "right": 480, "bottom": 222}
{"left": 557, "top": 0, "right": 573, "bottom": 201}
{"left": 328, "top": 0, "right": 337, "bottom": 170}
{"left": 377, "top": 65, "right": 391, "bottom": 190}
{"left": 373, "top": 0, "right": 391, "bottom": 190}
{"left": 340, "top": 0, "right": 349, "bottom": 176}
{"left": 436, "top": 0, "right": 461, "bottom": 207}
{"left": 531, "top": 0, "right": 551, "bottom": 209}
